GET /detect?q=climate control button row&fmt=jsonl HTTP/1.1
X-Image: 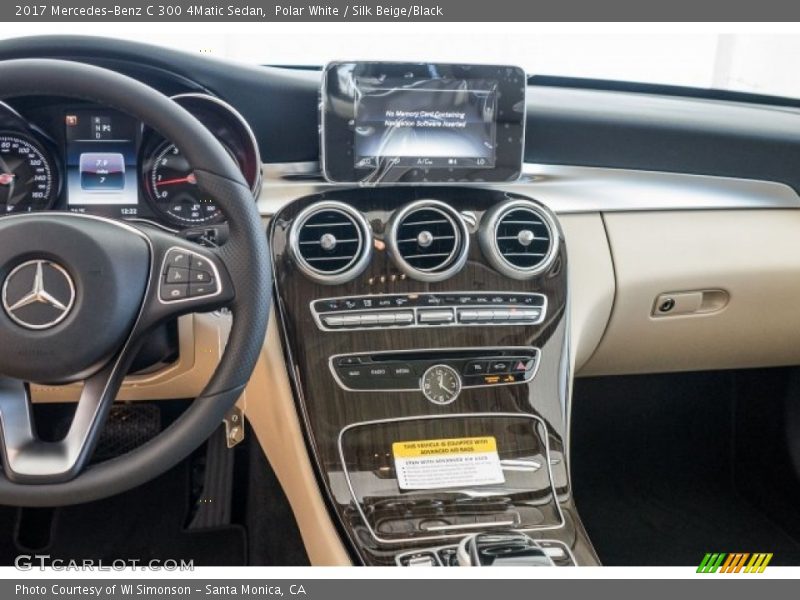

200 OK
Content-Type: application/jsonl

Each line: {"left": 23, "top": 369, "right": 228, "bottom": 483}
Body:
{"left": 313, "top": 292, "right": 546, "bottom": 331}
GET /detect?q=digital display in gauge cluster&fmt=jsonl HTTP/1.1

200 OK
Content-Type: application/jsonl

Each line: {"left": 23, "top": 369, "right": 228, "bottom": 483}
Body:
{"left": 0, "top": 93, "right": 261, "bottom": 228}
{"left": 64, "top": 110, "right": 140, "bottom": 208}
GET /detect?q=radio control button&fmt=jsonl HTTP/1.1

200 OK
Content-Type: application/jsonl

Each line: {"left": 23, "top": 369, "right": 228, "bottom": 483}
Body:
{"left": 367, "top": 366, "right": 389, "bottom": 378}
{"left": 390, "top": 363, "right": 414, "bottom": 377}
{"left": 341, "top": 367, "right": 364, "bottom": 380}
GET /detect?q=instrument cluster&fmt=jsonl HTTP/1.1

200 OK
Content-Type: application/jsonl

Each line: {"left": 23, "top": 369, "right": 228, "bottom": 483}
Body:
{"left": 0, "top": 93, "right": 261, "bottom": 230}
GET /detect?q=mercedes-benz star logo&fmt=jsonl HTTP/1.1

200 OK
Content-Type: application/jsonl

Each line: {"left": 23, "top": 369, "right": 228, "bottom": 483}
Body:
{"left": 1, "top": 260, "right": 76, "bottom": 330}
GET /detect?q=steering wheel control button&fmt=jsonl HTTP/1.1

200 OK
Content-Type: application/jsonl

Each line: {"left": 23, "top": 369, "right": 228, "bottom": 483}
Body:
{"left": 189, "top": 283, "right": 215, "bottom": 297}
{"left": 2, "top": 259, "right": 76, "bottom": 330}
{"left": 161, "top": 283, "right": 188, "bottom": 301}
{"left": 160, "top": 247, "right": 220, "bottom": 303}
{"left": 190, "top": 256, "right": 211, "bottom": 271}
{"left": 166, "top": 267, "right": 189, "bottom": 283}
{"left": 191, "top": 270, "right": 213, "bottom": 283}
{"left": 167, "top": 251, "right": 191, "bottom": 268}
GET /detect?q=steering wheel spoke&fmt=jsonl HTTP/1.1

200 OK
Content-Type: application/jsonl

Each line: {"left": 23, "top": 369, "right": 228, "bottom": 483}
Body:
{"left": 0, "top": 343, "right": 138, "bottom": 483}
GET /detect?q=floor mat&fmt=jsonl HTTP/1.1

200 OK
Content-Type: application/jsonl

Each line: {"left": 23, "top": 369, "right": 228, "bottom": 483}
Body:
{"left": 0, "top": 459, "right": 247, "bottom": 566}
{"left": 572, "top": 371, "right": 800, "bottom": 566}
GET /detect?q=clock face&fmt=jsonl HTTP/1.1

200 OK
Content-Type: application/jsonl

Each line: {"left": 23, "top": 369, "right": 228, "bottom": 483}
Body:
{"left": 420, "top": 364, "right": 462, "bottom": 405}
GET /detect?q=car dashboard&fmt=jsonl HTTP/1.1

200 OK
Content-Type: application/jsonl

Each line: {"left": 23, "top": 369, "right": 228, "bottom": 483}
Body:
{"left": 3, "top": 36, "right": 800, "bottom": 568}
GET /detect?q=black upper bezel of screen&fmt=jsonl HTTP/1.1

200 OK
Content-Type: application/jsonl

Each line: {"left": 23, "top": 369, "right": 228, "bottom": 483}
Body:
{"left": 321, "top": 62, "right": 527, "bottom": 184}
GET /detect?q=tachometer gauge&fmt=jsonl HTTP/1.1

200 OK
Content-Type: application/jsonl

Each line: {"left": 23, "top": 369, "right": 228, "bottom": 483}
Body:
{"left": 0, "top": 133, "right": 57, "bottom": 213}
{"left": 147, "top": 142, "right": 222, "bottom": 226}
{"left": 141, "top": 93, "right": 261, "bottom": 229}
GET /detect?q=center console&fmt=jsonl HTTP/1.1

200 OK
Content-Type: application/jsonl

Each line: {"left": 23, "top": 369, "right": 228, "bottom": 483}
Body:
{"left": 270, "top": 186, "right": 599, "bottom": 566}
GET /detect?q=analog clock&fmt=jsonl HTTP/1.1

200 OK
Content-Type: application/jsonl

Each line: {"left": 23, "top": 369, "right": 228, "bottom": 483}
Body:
{"left": 420, "top": 364, "right": 462, "bottom": 405}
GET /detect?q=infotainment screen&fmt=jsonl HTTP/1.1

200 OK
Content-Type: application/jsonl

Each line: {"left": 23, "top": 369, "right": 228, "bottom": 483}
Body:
{"left": 321, "top": 62, "right": 526, "bottom": 183}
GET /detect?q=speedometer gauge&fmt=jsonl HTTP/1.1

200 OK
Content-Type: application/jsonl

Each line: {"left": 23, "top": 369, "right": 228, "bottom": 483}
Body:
{"left": 148, "top": 142, "right": 222, "bottom": 225}
{"left": 0, "top": 133, "right": 57, "bottom": 213}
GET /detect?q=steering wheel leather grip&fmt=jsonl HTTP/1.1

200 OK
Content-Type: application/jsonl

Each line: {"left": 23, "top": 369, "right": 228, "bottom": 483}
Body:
{"left": 0, "top": 59, "right": 271, "bottom": 506}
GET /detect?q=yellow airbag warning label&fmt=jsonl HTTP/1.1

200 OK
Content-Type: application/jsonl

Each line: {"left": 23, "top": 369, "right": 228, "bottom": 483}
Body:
{"left": 392, "top": 436, "right": 505, "bottom": 490}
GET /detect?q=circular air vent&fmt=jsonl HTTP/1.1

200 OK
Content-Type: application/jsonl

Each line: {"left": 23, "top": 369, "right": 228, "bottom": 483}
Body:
{"left": 479, "top": 199, "right": 559, "bottom": 279}
{"left": 387, "top": 200, "right": 470, "bottom": 282}
{"left": 288, "top": 201, "right": 372, "bottom": 284}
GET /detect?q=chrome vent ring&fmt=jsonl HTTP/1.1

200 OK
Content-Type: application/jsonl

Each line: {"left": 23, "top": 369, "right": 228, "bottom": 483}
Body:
{"left": 288, "top": 201, "right": 372, "bottom": 284}
{"left": 387, "top": 200, "right": 470, "bottom": 282}
{"left": 479, "top": 199, "right": 559, "bottom": 279}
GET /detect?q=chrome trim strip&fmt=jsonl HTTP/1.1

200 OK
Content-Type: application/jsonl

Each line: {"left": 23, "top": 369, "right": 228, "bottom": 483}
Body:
{"left": 337, "top": 412, "right": 566, "bottom": 546}
{"left": 257, "top": 162, "right": 800, "bottom": 216}
{"left": 421, "top": 519, "right": 518, "bottom": 532}
{"left": 327, "top": 346, "right": 541, "bottom": 394}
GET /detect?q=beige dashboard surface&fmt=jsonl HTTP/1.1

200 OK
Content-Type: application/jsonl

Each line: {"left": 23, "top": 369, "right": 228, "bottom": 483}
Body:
{"left": 244, "top": 311, "right": 352, "bottom": 566}
{"left": 581, "top": 209, "right": 800, "bottom": 376}
{"left": 558, "top": 213, "right": 615, "bottom": 373}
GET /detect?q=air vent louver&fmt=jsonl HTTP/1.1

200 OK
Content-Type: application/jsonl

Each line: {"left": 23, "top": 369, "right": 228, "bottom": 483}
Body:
{"left": 388, "top": 201, "right": 469, "bottom": 282}
{"left": 289, "top": 202, "right": 371, "bottom": 284}
{"left": 480, "top": 200, "right": 558, "bottom": 279}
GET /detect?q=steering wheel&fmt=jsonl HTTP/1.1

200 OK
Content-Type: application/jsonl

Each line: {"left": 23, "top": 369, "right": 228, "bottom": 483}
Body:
{"left": 0, "top": 60, "right": 271, "bottom": 506}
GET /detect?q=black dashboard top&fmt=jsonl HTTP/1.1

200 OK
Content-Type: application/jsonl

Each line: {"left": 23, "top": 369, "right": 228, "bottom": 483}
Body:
{"left": 2, "top": 35, "right": 800, "bottom": 195}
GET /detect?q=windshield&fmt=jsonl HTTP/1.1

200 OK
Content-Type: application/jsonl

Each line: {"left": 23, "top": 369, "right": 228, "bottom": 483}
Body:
{"left": 2, "top": 25, "right": 799, "bottom": 100}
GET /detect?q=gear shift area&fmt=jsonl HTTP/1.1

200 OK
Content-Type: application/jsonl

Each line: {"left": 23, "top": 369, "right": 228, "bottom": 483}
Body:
{"left": 396, "top": 531, "right": 574, "bottom": 567}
